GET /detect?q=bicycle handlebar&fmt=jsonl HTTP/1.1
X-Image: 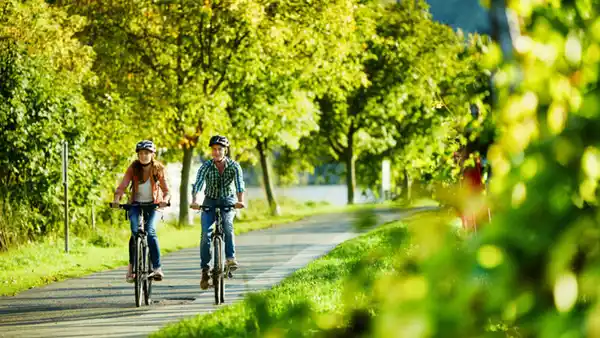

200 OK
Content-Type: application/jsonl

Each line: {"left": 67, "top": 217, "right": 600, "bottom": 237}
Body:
{"left": 108, "top": 202, "right": 171, "bottom": 209}
{"left": 191, "top": 204, "right": 237, "bottom": 211}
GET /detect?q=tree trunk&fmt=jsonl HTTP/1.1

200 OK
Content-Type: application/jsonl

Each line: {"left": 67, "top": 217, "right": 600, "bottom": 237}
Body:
{"left": 257, "top": 139, "right": 280, "bottom": 216}
{"left": 403, "top": 168, "right": 411, "bottom": 202}
{"left": 345, "top": 133, "right": 356, "bottom": 205}
{"left": 345, "top": 153, "right": 356, "bottom": 205}
{"left": 179, "top": 145, "right": 194, "bottom": 225}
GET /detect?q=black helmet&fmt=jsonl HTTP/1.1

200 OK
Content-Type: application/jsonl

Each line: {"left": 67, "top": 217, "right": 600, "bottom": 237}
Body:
{"left": 135, "top": 140, "right": 156, "bottom": 153}
{"left": 209, "top": 135, "right": 230, "bottom": 148}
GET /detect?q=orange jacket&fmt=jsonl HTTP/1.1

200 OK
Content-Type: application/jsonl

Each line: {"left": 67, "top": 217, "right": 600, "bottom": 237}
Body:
{"left": 114, "top": 162, "right": 170, "bottom": 203}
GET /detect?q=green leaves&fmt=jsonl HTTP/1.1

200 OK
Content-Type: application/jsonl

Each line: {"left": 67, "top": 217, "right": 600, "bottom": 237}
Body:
{"left": 473, "top": 2, "right": 600, "bottom": 334}
{"left": 288, "top": 0, "right": 492, "bottom": 197}
{"left": 0, "top": 0, "right": 99, "bottom": 247}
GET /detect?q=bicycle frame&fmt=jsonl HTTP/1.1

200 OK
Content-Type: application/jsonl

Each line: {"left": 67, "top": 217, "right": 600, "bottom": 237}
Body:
{"left": 197, "top": 204, "right": 235, "bottom": 305}
{"left": 111, "top": 202, "right": 166, "bottom": 307}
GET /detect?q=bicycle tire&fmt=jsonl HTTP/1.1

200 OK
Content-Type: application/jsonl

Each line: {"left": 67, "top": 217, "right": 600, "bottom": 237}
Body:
{"left": 143, "top": 242, "right": 152, "bottom": 306}
{"left": 134, "top": 237, "right": 143, "bottom": 307}
{"left": 213, "top": 237, "right": 222, "bottom": 305}
{"left": 219, "top": 264, "right": 225, "bottom": 303}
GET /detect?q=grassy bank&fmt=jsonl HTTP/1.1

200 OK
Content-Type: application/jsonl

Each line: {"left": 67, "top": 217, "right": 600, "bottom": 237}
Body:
{"left": 0, "top": 198, "right": 381, "bottom": 297}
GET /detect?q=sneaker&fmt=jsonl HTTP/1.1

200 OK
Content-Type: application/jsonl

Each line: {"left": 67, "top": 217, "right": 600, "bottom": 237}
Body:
{"left": 152, "top": 267, "right": 164, "bottom": 281}
{"left": 226, "top": 258, "right": 238, "bottom": 272}
{"left": 200, "top": 268, "right": 210, "bottom": 290}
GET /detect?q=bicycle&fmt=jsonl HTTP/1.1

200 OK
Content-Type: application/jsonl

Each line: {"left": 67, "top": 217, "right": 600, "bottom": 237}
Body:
{"left": 110, "top": 202, "right": 169, "bottom": 307}
{"left": 191, "top": 204, "right": 236, "bottom": 305}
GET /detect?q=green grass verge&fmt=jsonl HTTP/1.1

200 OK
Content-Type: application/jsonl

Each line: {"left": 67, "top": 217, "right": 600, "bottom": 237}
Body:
{"left": 0, "top": 198, "right": 381, "bottom": 297}
{"left": 151, "top": 210, "right": 437, "bottom": 338}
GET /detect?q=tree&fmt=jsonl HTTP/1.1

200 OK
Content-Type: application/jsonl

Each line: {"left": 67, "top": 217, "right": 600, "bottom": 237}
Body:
{"left": 228, "top": 86, "right": 318, "bottom": 215}
{"left": 67, "top": 0, "right": 364, "bottom": 223}
{"left": 224, "top": 0, "right": 361, "bottom": 214}
{"left": 312, "top": 0, "right": 476, "bottom": 204}
{"left": 63, "top": 0, "right": 276, "bottom": 224}
{"left": 376, "top": 34, "right": 493, "bottom": 198}
{"left": 0, "top": 0, "right": 96, "bottom": 247}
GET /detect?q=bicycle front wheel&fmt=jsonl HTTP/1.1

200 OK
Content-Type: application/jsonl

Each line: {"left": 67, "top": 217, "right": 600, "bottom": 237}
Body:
{"left": 219, "top": 265, "right": 225, "bottom": 303}
{"left": 213, "top": 237, "right": 223, "bottom": 305}
{"left": 134, "top": 237, "right": 143, "bottom": 307}
{"left": 143, "top": 242, "right": 152, "bottom": 306}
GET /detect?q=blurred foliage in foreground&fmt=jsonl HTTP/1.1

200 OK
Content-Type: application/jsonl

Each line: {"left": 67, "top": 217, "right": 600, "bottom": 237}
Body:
{"left": 160, "top": 0, "right": 600, "bottom": 337}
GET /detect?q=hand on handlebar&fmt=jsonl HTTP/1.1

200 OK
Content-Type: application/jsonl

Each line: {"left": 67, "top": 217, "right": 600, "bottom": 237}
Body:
{"left": 109, "top": 202, "right": 170, "bottom": 209}
{"left": 189, "top": 202, "right": 244, "bottom": 210}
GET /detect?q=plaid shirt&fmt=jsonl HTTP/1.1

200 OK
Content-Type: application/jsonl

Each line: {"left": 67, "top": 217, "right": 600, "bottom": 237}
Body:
{"left": 192, "top": 158, "right": 245, "bottom": 199}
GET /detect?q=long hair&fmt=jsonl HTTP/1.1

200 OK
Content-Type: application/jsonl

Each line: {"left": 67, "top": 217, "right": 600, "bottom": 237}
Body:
{"left": 131, "top": 159, "right": 165, "bottom": 183}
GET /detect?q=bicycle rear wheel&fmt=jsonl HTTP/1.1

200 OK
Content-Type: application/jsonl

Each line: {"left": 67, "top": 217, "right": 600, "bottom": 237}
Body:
{"left": 213, "top": 237, "right": 222, "bottom": 305}
{"left": 134, "top": 237, "right": 143, "bottom": 307}
{"left": 143, "top": 242, "right": 152, "bottom": 306}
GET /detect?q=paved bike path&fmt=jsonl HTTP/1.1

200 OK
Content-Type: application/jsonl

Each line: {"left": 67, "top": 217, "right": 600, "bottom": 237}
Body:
{"left": 0, "top": 207, "right": 431, "bottom": 338}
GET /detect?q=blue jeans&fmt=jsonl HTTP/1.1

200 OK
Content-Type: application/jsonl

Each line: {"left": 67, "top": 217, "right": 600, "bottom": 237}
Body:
{"left": 128, "top": 205, "right": 161, "bottom": 269}
{"left": 200, "top": 196, "right": 236, "bottom": 270}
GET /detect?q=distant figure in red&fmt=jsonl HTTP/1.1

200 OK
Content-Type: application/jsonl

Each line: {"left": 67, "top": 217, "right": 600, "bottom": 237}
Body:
{"left": 456, "top": 149, "right": 487, "bottom": 231}
{"left": 454, "top": 103, "right": 493, "bottom": 232}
